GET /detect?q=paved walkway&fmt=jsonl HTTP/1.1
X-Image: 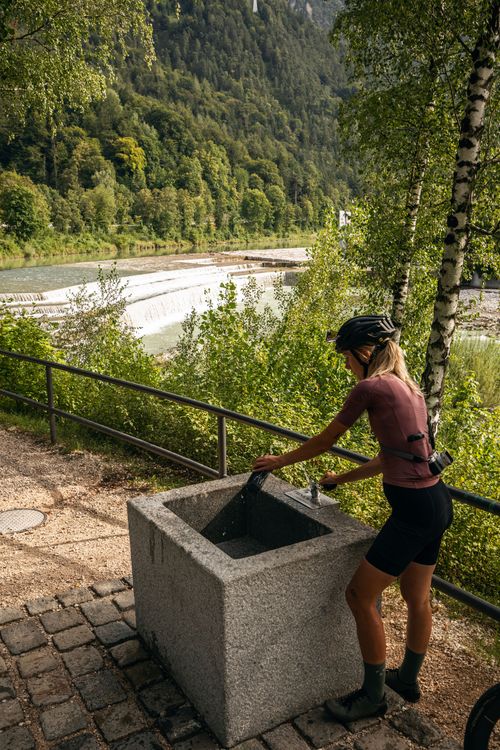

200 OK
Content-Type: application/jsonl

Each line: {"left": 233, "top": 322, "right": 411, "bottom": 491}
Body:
{"left": 0, "top": 578, "right": 462, "bottom": 750}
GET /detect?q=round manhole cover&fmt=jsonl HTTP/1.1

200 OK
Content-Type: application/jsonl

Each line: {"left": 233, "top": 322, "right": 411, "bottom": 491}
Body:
{"left": 0, "top": 509, "right": 46, "bottom": 534}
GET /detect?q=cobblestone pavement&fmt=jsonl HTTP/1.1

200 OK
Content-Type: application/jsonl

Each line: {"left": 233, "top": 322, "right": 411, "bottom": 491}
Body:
{"left": 0, "top": 577, "right": 462, "bottom": 750}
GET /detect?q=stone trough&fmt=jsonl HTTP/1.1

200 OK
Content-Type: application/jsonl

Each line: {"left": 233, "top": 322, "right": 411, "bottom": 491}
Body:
{"left": 128, "top": 474, "right": 375, "bottom": 747}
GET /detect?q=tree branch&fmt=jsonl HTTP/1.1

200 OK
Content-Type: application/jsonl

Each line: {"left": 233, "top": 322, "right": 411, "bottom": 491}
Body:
{"left": 439, "top": 62, "right": 461, "bottom": 130}
{"left": 454, "top": 34, "right": 474, "bottom": 57}
{"left": 2, "top": 8, "right": 68, "bottom": 44}
{"left": 477, "top": 153, "right": 500, "bottom": 168}
{"left": 470, "top": 222, "right": 500, "bottom": 238}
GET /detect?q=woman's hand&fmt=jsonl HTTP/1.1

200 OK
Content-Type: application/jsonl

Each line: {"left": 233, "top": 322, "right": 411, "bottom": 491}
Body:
{"left": 252, "top": 454, "right": 285, "bottom": 472}
{"left": 319, "top": 470, "right": 341, "bottom": 486}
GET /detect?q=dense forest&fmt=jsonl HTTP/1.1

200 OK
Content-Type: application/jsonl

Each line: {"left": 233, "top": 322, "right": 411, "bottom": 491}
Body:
{"left": 288, "top": 0, "right": 343, "bottom": 29}
{"left": 0, "top": 0, "right": 356, "bottom": 253}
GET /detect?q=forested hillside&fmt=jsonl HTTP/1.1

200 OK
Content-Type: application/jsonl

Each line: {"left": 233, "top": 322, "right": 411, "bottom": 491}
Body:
{"left": 0, "top": 0, "right": 355, "bottom": 253}
{"left": 289, "top": 0, "right": 343, "bottom": 29}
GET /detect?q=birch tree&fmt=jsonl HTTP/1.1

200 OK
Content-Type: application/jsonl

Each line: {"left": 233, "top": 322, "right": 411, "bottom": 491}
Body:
{"left": 390, "top": 92, "right": 436, "bottom": 331}
{"left": 331, "top": 0, "right": 497, "bottom": 339}
{"left": 423, "top": 0, "right": 500, "bottom": 427}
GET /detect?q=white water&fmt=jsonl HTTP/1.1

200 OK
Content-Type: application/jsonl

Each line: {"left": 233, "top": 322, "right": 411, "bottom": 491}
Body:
{"left": 123, "top": 267, "right": 281, "bottom": 335}
{"left": 0, "top": 256, "right": 297, "bottom": 350}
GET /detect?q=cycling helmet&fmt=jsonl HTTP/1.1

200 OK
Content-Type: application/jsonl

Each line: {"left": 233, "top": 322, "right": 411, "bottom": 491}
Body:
{"left": 331, "top": 315, "right": 397, "bottom": 353}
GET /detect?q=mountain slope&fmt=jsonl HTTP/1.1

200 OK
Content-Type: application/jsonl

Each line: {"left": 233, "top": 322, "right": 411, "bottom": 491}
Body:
{"left": 0, "top": 0, "right": 356, "bottom": 247}
{"left": 288, "top": 0, "right": 343, "bottom": 29}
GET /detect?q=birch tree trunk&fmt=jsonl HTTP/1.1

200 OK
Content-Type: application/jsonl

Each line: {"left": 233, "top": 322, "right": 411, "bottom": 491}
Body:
{"left": 422, "top": 0, "right": 500, "bottom": 429}
{"left": 391, "top": 95, "right": 435, "bottom": 335}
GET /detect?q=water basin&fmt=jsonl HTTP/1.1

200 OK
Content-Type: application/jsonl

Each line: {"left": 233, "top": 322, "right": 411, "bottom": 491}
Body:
{"left": 128, "top": 473, "right": 375, "bottom": 747}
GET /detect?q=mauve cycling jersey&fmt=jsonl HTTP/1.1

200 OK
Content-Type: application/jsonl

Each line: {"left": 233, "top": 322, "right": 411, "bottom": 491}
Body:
{"left": 335, "top": 373, "right": 439, "bottom": 489}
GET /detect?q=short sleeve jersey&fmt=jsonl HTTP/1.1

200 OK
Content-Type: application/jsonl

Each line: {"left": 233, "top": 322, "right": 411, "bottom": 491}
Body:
{"left": 335, "top": 374, "right": 439, "bottom": 489}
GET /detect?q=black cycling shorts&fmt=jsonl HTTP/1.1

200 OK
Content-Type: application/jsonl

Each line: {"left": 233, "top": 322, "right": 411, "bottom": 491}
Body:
{"left": 365, "top": 480, "right": 453, "bottom": 577}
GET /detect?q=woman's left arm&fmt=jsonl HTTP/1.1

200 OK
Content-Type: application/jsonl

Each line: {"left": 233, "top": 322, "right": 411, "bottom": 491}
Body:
{"left": 320, "top": 454, "right": 382, "bottom": 486}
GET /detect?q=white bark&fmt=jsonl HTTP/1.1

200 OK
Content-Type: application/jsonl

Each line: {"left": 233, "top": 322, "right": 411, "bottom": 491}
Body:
{"left": 391, "top": 128, "right": 431, "bottom": 333}
{"left": 422, "top": 1, "right": 500, "bottom": 429}
{"left": 392, "top": 85, "right": 436, "bottom": 337}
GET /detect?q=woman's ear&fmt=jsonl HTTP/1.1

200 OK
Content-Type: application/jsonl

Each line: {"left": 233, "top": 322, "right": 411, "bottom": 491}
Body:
{"left": 357, "top": 346, "right": 374, "bottom": 362}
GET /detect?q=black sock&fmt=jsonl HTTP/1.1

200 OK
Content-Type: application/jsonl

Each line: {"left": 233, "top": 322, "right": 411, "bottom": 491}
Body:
{"left": 362, "top": 661, "right": 385, "bottom": 702}
{"left": 398, "top": 647, "right": 425, "bottom": 684}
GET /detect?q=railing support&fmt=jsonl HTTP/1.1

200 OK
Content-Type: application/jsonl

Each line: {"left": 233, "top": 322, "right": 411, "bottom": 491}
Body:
{"left": 45, "top": 365, "right": 57, "bottom": 444}
{"left": 217, "top": 415, "right": 227, "bottom": 478}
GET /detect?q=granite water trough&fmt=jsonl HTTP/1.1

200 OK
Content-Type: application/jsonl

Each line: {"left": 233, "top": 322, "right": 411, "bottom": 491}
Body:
{"left": 128, "top": 473, "right": 375, "bottom": 747}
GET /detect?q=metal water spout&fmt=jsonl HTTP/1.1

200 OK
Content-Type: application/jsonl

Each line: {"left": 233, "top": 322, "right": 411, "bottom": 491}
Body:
{"left": 283, "top": 475, "right": 337, "bottom": 510}
{"left": 309, "top": 480, "right": 321, "bottom": 506}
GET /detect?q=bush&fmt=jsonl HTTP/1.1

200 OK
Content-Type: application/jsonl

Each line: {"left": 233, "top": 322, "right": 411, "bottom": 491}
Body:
{"left": 0, "top": 172, "right": 50, "bottom": 241}
{"left": 0, "top": 311, "right": 64, "bottom": 406}
{"left": 449, "top": 336, "right": 500, "bottom": 409}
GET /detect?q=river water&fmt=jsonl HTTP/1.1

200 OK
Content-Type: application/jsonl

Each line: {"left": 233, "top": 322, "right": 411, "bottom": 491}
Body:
{"left": 0, "top": 248, "right": 307, "bottom": 354}
{"left": 1, "top": 246, "right": 498, "bottom": 353}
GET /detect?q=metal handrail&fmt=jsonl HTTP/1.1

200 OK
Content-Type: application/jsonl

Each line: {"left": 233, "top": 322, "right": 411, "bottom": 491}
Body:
{"left": 0, "top": 347, "right": 499, "bottom": 621}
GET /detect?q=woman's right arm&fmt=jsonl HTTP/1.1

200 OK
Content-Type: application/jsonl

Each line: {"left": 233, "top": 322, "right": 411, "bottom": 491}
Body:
{"left": 252, "top": 418, "right": 348, "bottom": 472}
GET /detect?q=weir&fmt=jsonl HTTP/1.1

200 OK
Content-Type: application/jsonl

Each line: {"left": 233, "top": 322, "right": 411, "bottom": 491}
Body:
{"left": 0, "top": 264, "right": 286, "bottom": 337}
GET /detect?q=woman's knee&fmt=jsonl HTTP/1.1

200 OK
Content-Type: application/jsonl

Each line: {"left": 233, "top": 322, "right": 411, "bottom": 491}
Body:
{"left": 400, "top": 584, "right": 431, "bottom": 611}
{"left": 345, "top": 583, "right": 376, "bottom": 616}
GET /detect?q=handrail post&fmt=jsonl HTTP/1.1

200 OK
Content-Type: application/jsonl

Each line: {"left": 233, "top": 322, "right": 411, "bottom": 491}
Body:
{"left": 45, "top": 365, "right": 57, "bottom": 444}
{"left": 217, "top": 415, "right": 227, "bottom": 478}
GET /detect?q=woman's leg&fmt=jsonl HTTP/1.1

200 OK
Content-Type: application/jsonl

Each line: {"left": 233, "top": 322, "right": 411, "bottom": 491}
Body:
{"left": 346, "top": 558, "right": 397, "bottom": 663}
{"left": 387, "top": 560, "right": 436, "bottom": 695}
{"left": 399, "top": 561, "right": 436, "bottom": 654}
{"left": 385, "top": 560, "right": 436, "bottom": 701}
{"left": 326, "top": 558, "right": 396, "bottom": 721}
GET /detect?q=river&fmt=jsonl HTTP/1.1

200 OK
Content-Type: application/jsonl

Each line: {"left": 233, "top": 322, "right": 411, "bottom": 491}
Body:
{"left": 1, "top": 246, "right": 498, "bottom": 353}
{"left": 0, "top": 247, "right": 308, "bottom": 354}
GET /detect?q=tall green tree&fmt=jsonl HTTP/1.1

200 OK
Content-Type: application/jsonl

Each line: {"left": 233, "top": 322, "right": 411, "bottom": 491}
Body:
{"left": 332, "top": 0, "right": 499, "bottom": 424}
{"left": 332, "top": 2, "right": 459, "bottom": 333}
{"left": 0, "top": 0, "right": 154, "bottom": 124}
{"left": 0, "top": 171, "right": 49, "bottom": 240}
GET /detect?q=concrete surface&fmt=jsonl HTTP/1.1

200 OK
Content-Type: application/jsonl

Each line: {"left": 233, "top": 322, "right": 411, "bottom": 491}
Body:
{"left": 128, "top": 474, "right": 376, "bottom": 746}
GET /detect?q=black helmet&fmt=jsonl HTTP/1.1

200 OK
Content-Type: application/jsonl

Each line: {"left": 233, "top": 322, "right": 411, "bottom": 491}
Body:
{"left": 330, "top": 315, "right": 397, "bottom": 353}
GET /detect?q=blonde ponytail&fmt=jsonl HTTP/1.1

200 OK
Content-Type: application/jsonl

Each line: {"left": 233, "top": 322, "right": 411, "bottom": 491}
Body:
{"left": 367, "top": 340, "right": 421, "bottom": 394}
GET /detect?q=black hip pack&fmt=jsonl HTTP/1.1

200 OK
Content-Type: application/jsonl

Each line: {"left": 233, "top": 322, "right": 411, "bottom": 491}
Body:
{"left": 380, "top": 418, "right": 453, "bottom": 476}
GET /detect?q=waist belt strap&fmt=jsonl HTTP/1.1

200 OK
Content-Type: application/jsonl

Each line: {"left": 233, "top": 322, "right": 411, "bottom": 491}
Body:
{"left": 380, "top": 444, "right": 428, "bottom": 463}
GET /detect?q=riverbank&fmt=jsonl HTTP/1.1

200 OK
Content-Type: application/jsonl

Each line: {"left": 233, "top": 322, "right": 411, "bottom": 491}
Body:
{"left": 458, "top": 287, "right": 500, "bottom": 337}
{"left": 0, "top": 231, "right": 316, "bottom": 271}
{"left": 0, "top": 421, "right": 498, "bottom": 746}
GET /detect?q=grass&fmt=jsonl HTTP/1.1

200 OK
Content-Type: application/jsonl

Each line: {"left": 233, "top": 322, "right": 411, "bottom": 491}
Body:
{"left": 449, "top": 337, "right": 500, "bottom": 409}
{"left": 0, "top": 229, "right": 317, "bottom": 267}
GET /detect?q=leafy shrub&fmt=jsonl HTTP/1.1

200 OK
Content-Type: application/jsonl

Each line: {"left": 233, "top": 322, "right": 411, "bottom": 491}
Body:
{"left": 448, "top": 336, "right": 500, "bottom": 409}
{"left": 0, "top": 172, "right": 50, "bottom": 241}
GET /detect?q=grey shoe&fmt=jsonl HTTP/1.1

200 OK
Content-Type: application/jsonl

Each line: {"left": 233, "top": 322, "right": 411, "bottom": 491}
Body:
{"left": 326, "top": 687, "right": 387, "bottom": 723}
{"left": 385, "top": 668, "right": 421, "bottom": 703}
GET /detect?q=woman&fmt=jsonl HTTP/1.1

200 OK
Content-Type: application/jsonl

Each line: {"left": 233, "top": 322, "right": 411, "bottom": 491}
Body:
{"left": 253, "top": 315, "right": 453, "bottom": 722}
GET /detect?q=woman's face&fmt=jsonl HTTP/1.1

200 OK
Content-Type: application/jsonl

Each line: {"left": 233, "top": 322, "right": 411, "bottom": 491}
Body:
{"left": 341, "top": 348, "right": 371, "bottom": 381}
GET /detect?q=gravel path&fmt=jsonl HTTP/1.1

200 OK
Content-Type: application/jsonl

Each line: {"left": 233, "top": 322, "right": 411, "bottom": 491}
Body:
{"left": 0, "top": 425, "right": 498, "bottom": 746}
{"left": 0, "top": 426, "right": 142, "bottom": 607}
